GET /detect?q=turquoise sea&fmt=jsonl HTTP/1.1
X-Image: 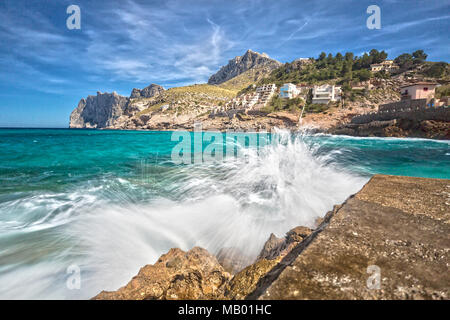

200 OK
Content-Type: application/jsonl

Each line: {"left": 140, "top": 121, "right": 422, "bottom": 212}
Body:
{"left": 0, "top": 128, "right": 449, "bottom": 299}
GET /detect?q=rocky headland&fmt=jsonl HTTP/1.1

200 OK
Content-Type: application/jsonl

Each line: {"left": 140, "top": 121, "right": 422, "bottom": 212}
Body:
{"left": 69, "top": 49, "right": 449, "bottom": 139}
{"left": 93, "top": 175, "right": 450, "bottom": 300}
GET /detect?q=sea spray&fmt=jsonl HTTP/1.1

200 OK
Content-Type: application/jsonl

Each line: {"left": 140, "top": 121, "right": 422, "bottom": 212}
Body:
{"left": 64, "top": 129, "right": 366, "bottom": 298}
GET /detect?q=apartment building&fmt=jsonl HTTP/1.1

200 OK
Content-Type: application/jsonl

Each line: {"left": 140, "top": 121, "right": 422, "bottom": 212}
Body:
{"left": 279, "top": 83, "right": 300, "bottom": 99}
{"left": 312, "top": 84, "right": 342, "bottom": 104}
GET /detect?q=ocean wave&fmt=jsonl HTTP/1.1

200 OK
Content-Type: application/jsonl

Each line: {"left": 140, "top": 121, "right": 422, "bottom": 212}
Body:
{"left": 3, "top": 129, "right": 447, "bottom": 299}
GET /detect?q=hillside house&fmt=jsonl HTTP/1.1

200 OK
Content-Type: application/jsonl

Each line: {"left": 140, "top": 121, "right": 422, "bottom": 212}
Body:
{"left": 312, "top": 84, "right": 342, "bottom": 104}
{"left": 400, "top": 82, "right": 438, "bottom": 101}
{"left": 223, "top": 84, "right": 277, "bottom": 111}
{"left": 370, "top": 60, "right": 399, "bottom": 73}
{"left": 279, "top": 83, "right": 300, "bottom": 99}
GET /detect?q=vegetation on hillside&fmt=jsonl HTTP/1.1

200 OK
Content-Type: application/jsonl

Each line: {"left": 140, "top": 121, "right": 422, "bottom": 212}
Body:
{"left": 167, "top": 84, "right": 238, "bottom": 97}
{"left": 255, "top": 49, "right": 438, "bottom": 88}
{"left": 421, "top": 62, "right": 450, "bottom": 79}
{"left": 436, "top": 84, "right": 450, "bottom": 98}
{"left": 262, "top": 96, "right": 304, "bottom": 113}
{"left": 217, "top": 67, "right": 275, "bottom": 91}
{"left": 134, "top": 84, "right": 237, "bottom": 116}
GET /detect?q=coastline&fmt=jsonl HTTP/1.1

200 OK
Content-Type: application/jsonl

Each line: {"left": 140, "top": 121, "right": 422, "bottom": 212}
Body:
{"left": 93, "top": 174, "right": 450, "bottom": 300}
{"left": 88, "top": 119, "right": 449, "bottom": 141}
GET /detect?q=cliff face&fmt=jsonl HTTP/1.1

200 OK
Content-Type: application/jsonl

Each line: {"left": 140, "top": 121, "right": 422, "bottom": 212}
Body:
{"left": 69, "top": 84, "right": 165, "bottom": 129}
{"left": 69, "top": 91, "right": 129, "bottom": 128}
{"left": 130, "top": 83, "right": 164, "bottom": 99}
{"left": 208, "top": 49, "right": 281, "bottom": 85}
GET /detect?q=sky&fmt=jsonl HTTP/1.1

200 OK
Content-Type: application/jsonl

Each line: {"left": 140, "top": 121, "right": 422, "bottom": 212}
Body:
{"left": 0, "top": 0, "right": 449, "bottom": 127}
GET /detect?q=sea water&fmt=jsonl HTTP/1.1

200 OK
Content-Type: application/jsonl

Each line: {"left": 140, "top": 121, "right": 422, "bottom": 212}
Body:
{"left": 0, "top": 128, "right": 448, "bottom": 299}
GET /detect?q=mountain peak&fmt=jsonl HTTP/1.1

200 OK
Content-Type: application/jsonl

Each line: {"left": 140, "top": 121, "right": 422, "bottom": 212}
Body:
{"left": 208, "top": 50, "right": 281, "bottom": 85}
{"left": 130, "top": 83, "right": 165, "bottom": 99}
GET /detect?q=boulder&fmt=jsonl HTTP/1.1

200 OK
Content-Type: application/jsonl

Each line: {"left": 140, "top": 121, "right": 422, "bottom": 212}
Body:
{"left": 130, "top": 84, "right": 164, "bottom": 99}
{"left": 93, "top": 247, "right": 231, "bottom": 300}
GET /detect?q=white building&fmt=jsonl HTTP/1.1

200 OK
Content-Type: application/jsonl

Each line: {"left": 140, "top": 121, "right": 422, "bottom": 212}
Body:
{"left": 256, "top": 84, "right": 276, "bottom": 94}
{"left": 256, "top": 84, "right": 277, "bottom": 107}
{"left": 312, "top": 84, "right": 342, "bottom": 104}
{"left": 370, "top": 60, "right": 399, "bottom": 73}
{"left": 279, "top": 83, "right": 300, "bottom": 99}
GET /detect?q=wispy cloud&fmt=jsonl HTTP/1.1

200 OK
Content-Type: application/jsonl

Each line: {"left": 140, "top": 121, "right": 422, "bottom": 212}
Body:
{"left": 0, "top": 0, "right": 449, "bottom": 96}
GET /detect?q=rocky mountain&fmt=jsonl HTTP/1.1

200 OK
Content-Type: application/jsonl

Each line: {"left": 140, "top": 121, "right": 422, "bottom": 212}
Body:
{"left": 208, "top": 49, "right": 282, "bottom": 85}
{"left": 69, "top": 91, "right": 129, "bottom": 128}
{"left": 130, "top": 83, "right": 164, "bottom": 99}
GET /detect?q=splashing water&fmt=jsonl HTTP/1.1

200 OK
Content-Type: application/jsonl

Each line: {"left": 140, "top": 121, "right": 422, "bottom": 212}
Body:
{"left": 0, "top": 128, "right": 448, "bottom": 299}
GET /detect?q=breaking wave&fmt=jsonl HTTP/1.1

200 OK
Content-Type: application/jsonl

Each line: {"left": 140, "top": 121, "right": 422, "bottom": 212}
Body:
{"left": 0, "top": 129, "right": 401, "bottom": 299}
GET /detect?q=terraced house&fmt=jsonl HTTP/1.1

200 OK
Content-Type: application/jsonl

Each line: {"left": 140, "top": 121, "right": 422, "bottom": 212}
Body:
{"left": 312, "top": 84, "right": 342, "bottom": 104}
{"left": 279, "top": 83, "right": 300, "bottom": 99}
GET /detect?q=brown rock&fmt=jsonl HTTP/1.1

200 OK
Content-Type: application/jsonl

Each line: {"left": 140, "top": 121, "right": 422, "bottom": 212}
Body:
{"left": 93, "top": 247, "right": 231, "bottom": 300}
{"left": 224, "top": 258, "right": 281, "bottom": 300}
{"left": 286, "top": 226, "right": 313, "bottom": 242}
{"left": 257, "top": 226, "right": 313, "bottom": 261}
{"left": 216, "top": 247, "right": 252, "bottom": 275}
{"left": 256, "top": 234, "right": 285, "bottom": 261}
{"left": 255, "top": 175, "right": 450, "bottom": 300}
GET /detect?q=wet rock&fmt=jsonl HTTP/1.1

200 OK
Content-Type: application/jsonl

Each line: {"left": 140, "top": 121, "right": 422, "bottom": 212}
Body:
{"left": 256, "top": 234, "right": 284, "bottom": 261}
{"left": 216, "top": 247, "right": 252, "bottom": 275}
{"left": 257, "top": 226, "right": 313, "bottom": 261}
{"left": 224, "top": 258, "right": 280, "bottom": 300}
{"left": 93, "top": 247, "right": 231, "bottom": 300}
{"left": 256, "top": 175, "right": 450, "bottom": 300}
{"left": 93, "top": 175, "right": 449, "bottom": 300}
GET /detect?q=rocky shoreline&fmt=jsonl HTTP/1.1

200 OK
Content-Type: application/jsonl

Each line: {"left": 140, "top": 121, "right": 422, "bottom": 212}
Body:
{"left": 93, "top": 175, "right": 450, "bottom": 300}
{"left": 328, "top": 119, "right": 450, "bottom": 140}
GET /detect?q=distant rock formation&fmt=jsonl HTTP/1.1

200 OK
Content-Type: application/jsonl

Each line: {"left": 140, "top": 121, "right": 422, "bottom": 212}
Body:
{"left": 130, "top": 83, "right": 164, "bottom": 99}
{"left": 208, "top": 49, "right": 281, "bottom": 85}
{"left": 69, "top": 91, "right": 129, "bottom": 128}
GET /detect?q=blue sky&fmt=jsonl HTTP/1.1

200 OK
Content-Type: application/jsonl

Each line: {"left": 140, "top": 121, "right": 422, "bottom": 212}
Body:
{"left": 0, "top": 0, "right": 449, "bottom": 127}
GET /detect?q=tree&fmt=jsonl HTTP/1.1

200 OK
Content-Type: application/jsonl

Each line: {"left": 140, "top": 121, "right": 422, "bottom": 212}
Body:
{"left": 335, "top": 52, "right": 343, "bottom": 62}
{"left": 355, "top": 69, "right": 372, "bottom": 81}
{"left": 394, "top": 53, "right": 413, "bottom": 69}
{"left": 424, "top": 62, "right": 447, "bottom": 78}
{"left": 360, "top": 53, "right": 372, "bottom": 69}
{"left": 412, "top": 50, "right": 428, "bottom": 63}
{"left": 327, "top": 53, "right": 334, "bottom": 64}
{"left": 374, "top": 70, "right": 390, "bottom": 79}
{"left": 378, "top": 50, "right": 388, "bottom": 62}
{"left": 369, "top": 49, "right": 388, "bottom": 64}
{"left": 344, "top": 52, "right": 354, "bottom": 61}
{"left": 318, "top": 52, "right": 327, "bottom": 61}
